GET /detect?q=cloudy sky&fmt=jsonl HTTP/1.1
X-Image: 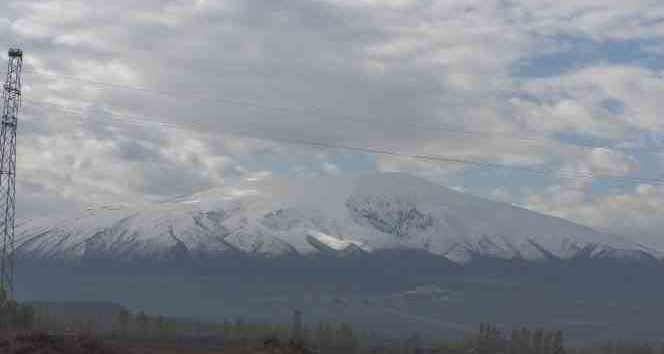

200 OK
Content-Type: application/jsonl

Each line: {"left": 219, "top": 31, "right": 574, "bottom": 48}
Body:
{"left": 1, "top": 0, "right": 664, "bottom": 247}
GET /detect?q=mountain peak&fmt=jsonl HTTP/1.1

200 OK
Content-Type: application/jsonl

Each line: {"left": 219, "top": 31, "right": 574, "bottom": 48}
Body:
{"left": 15, "top": 172, "right": 659, "bottom": 264}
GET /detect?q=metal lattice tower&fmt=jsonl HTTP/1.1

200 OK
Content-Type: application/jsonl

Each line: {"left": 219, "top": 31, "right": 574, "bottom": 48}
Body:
{"left": 0, "top": 48, "right": 22, "bottom": 300}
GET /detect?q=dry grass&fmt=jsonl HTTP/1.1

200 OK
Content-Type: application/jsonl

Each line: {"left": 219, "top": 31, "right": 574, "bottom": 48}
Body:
{"left": 0, "top": 331, "right": 121, "bottom": 354}
{"left": 0, "top": 332, "right": 316, "bottom": 354}
{"left": 126, "top": 346, "right": 305, "bottom": 354}
{"left": 125, "top": 346, "right": 250, "bottom": 354}
{"left": 125, "top": 342, "right": 315, "bottom": 354}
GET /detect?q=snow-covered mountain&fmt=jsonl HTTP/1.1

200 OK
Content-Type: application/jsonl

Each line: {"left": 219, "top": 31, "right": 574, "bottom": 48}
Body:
{"left": 14, "top": 172, "right": 661, "bottom": 264}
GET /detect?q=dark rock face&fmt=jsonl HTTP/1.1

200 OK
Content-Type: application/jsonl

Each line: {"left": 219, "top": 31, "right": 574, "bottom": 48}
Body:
{"left": 346, "top": 194, "right": 434, "bottom": 238}
{"left": 261, "top": 208, "right": 328, "bottom": 232}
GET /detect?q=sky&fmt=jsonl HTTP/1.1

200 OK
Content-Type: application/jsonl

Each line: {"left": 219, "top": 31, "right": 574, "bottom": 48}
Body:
{"left": 1, "top": 0, "right": 664, "bottom": 247}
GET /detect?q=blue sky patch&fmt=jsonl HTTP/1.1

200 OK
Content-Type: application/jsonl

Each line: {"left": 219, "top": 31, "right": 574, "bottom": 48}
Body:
{"left": 514, "top": 36, "right": 664, "bottom": 78}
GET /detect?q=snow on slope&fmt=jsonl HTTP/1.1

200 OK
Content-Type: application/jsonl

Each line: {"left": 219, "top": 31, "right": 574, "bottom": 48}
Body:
{"left": 14, "top": 172, "right": 661, "bottom": 263}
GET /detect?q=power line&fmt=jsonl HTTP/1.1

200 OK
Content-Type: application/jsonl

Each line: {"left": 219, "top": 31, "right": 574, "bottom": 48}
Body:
{"left": 16, "top": 70, "right": 664, "bottom": 155}
{"left": 21, "top": 99, "right": 664, "bottom": 186}
{"left": 21, "top": 69, "right": 327, "bottom": 115}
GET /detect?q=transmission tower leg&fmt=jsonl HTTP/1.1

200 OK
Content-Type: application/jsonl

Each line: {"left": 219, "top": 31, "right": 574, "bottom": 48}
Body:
{"left": 0, "top": 48, "right": 22, "bottom": 302}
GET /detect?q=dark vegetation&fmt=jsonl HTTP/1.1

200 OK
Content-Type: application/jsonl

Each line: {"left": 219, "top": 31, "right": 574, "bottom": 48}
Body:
{"left": 12, "top": 253, "right": 664, "bottom": 352}
{"left": 0, "top": 331, "right": 117, "bottom": 354}
{"left": 17, "top": 254, "right": 664, "bottom": 344}
{"left": 3, "top": 297, "right": 664, "bottom": 354}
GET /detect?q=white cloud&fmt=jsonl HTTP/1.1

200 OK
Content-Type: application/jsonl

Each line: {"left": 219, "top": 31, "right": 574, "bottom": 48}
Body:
{"left": 0, "top": 0, "right": 663, "bottom": 242}
{"left": 516, "top": 0, "right": 664, "bottom": 40}
{"left": 490, "top": 188, "right": 512, "bottom": 202}
{"left": 321, "top": 162, "right": 341, "bottom": 175}
{"left": 522, "top": 65, "right": 664, "bottom": 134}
{"left": 558, "top": 148, "right": 639, "bottom": 178}
{"left": 326, "top": 0, "right": 418, "bottom": 10}
{"left": 526, "top": 183, "right": 664, "bottom": 249}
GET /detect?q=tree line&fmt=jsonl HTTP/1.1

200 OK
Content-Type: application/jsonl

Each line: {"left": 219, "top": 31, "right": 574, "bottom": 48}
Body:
{"left": 4, "top": 301, "right": 664, "bottom": 354}
{"left": 0, "top": 289, "right": 35, "bottom": 331}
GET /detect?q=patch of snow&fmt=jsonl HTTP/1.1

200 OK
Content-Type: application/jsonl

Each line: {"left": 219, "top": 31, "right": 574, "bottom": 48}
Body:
{"left": 14, "top": 172, "right": 662, "bottom": 264}
{"left": 306, "top": 230, "right": 371, "bottom": 252}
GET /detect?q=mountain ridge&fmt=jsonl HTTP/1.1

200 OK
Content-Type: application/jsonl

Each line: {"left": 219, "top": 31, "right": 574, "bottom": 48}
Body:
{"left": 14, "top": 172, "right": 662, "bottom": 264}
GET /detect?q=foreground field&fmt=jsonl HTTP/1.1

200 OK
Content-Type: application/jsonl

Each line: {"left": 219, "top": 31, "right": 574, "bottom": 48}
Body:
{"left": 0, "top": 331, "right": 116, "bottom": 354}
{"left": 0, "top": 332, "right": 316, "bottom": 354}
{"left": 125, "top": 346, "right": 303, "bottom": 354}
{"left": 126, "top": 346, "right": 257, "bottom": 354}
{"left": 124, "top": 341, "right": 317, "bottom": 354}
